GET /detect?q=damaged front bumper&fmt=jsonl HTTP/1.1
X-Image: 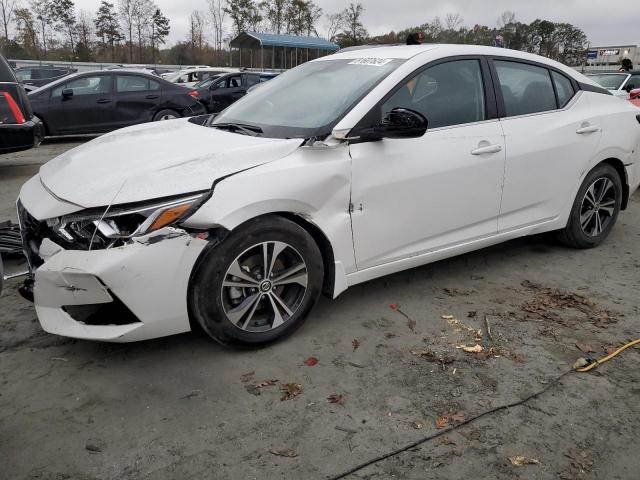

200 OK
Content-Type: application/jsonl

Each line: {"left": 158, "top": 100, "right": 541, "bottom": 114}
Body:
{"left": 28, "top": 230, "right": 208, "bottom": 342}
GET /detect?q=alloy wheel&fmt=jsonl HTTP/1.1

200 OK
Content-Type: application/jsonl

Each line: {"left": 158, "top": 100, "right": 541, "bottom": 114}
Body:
{"left": 580, "top": 177, "right": 617, "bottom": 237}
{"left": 221, "top": 241, "right": 308, "bottom": 332}
{"left": 159, "top": 114, "right": 177, "bottom": 120}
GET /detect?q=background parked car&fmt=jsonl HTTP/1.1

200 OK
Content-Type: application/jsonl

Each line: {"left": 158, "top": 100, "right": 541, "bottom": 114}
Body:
{"left": 196, "top": 72, "right": 278, "bottom": 113}
{"left": 27, "top": 70, "right": 205, "bottom": 136}
{"left": 0, "top": 55, "right": 44, "bottom": 154}
{"left": 164, "top": 68, "right": 237, "bottom": 88}
{"left": 13, "top": 65, "right": 77, "bottom": 88}
{"left": 630, "top": 88, "right": 640, "bottom": 107}
{"left": 587, "top": 71, "right": 640, "bottom": 98}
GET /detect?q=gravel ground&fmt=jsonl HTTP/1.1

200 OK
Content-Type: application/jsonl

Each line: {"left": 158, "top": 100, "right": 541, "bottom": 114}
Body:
{"left": 1, "top": 140, "right": 639, "bottom": 480}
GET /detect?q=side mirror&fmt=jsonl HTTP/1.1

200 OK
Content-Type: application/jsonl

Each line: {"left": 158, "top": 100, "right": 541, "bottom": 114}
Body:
{"left": 625, "top": 83, "right": 635, "bottom": 93}
{"left": 62, "top": 88, "right": 73, "bottom": 98}
{"left": 379, "top": 108, "right": 429, "bottom": 139}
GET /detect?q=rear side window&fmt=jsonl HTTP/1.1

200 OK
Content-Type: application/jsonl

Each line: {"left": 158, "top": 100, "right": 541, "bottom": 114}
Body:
{"left": 552, "top": 71, "right": 575, "bottom": 108}
{"left": 245, "top": 74, "right": 260, "bottom": 87}
{"left": 117, "top": 75, "right": 160, "bottom": 92}
{"left": 495, "top": 61, "right": 557, "bottom": 117}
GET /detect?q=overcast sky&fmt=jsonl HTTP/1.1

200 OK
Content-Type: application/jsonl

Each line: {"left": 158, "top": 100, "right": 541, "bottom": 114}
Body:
{"left": 77, "top": 0, "right": 639, "bottom": 47}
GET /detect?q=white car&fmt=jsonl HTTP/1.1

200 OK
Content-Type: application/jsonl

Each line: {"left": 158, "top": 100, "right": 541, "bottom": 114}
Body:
{"left": 17, "top": 45, "right": 640, "bottom": 345}
{"left": 587, "top": 72, "right": 640, "bottom": 98}
{"left": 164, "top": 68, "right": 238, "bottom": 88}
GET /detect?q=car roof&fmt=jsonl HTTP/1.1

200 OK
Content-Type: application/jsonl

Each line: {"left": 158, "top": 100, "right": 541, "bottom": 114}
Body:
{"left": 324, "top": 44, "right": 598, "bottom": 88}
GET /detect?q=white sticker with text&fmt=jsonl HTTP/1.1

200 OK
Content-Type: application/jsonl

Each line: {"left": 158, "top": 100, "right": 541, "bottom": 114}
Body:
{"left": 348, "top": 58, "right": 393, "bottom": 67}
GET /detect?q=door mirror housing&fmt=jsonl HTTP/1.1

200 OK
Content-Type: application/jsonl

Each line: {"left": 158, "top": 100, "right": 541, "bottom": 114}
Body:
{"left": 62, "top": 88, "right": 73, "bottom": 98}
{"left": 345, "top": 108, "right": 428, "bottom": 143}
{"left": 625, "top": 83, "right": 635, "bottom": 93}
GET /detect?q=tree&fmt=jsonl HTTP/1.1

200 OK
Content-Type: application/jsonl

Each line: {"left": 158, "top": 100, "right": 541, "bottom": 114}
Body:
{"left": 133, "top": 0, "right": 153, "bottom": 62}
{"left": 285, "top": 0, "right": 321, "bottom": 36}
{"left": 94, "top": 1, "right": 122, "bottom": 61}
{"left": 51, "top": 0, "right": 77, "bottom": 58}
{"left": 260, "top": 0, "right": 288, "bottom": 34}
{"left": 187, "top": 10, "right": 205, "bottom": 53}
{"left": 207, "top": 0, "right": 226, "bottom": 51}
{"left": 325, "top": 12, "right": 342, "bottom": 41}
{"left": 0, "top": 0, "right": 17, "bottom": 44}
{"left": 30, "top": 0, "right": 53, "bottom": 59}
{"left": 14, "top": 7, "right": 38, "bottom": 56}
{"left": 224, "top": 0, "right": 261, "bottom": 36}
{"left": 149, "top": 7, "right": 169, "bottom": 63}
{"left": 335, "top": 3, "right": 367, "bottom": 47}
{"left": 75, "top": 9, "right": 93, "bottom": 61}
{"left": 118, "top": 0, "right": 138, "bottom": 63}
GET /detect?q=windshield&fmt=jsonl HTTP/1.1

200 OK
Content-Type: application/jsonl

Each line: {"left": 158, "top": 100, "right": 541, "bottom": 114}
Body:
{"left": 587, "top": 74, "right": 628, "bottom": 90}
{"left": 165, "top": 71, "right": 188, "bottom": 83}
{"left": 213, "top": 58, "right": 405, "bottom": 138}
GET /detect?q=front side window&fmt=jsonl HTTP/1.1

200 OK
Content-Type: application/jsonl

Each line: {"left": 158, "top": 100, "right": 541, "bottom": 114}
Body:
{"left": 228, "top": 75, "right": 242, "bottom": 88}
{"left": 552, "top": 71, "right": 575, "bottom": 108}
{"left": 626, "top": 75, "right": 640, "bottom": 90}
{"left": 52, "top": 75, "right": 112, "bottom": 97}
{"left": 495, "top": 61, "right": 557, "bottom": 117}
{"left": 214, "top": 58, "right": 405, "bottom": 138}
{"left": 245, "top": 74, "right": 260, "bottom": 87}
{"left": 587, "top": 74, "right": 628, "bottom": 90}
{"left": 382, "top": 59, "right": 486, "bottom": 129}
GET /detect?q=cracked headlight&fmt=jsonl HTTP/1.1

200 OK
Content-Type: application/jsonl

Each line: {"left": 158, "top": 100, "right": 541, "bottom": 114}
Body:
{"left": 46, "top": 193, "right": 207, "bottom": 249}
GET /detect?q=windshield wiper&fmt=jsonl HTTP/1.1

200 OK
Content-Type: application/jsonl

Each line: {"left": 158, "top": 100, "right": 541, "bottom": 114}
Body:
{"left": 211, "top": 122, "right": 263, "bottom": 137}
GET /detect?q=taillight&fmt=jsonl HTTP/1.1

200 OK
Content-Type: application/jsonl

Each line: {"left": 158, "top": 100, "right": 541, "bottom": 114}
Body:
{"left": 1, "top": 92, "right": 26, "bottom": 124}
{"left": 188, "top": 90, "right": 199, "bottom": 99}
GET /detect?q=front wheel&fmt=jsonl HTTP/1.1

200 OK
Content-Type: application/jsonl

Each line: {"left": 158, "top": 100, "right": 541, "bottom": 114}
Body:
{"left": 189, "top": 216, "right": 324, "bottom": 347}
{"left": 559, "top": 163, "right": 623, "bottom": 249}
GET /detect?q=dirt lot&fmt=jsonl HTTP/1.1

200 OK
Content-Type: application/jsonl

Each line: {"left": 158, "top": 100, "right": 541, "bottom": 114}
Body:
{"left": 1, "top": 141, "right": 639, "bottom": 480}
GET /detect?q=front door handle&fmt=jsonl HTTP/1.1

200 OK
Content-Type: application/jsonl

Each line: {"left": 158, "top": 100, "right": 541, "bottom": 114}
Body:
{"left": 96, "top": 98, "right": 111, "bottom": 104}
{"left": 471, "top": 144, "right": 503, "bottom": 155}
{"left": 576, "top": 124, "right": 599, "bottom": 134}
{"left": 146, "top": 94, "right": 160, "bottom": 99}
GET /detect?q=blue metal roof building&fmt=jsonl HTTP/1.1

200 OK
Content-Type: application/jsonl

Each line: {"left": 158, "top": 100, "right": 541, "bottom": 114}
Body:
{"left": 229, "top": 32, "right": 339, "bottom": 70}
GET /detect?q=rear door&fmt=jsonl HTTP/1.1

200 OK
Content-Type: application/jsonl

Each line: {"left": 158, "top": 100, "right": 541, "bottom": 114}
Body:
{"left": 114, "top": 74, "right": 163, "bottom": 127}
{"left": 47, "top": 73, "right": 115, "bottom": 134}
{"left": 492, "top": 59, "right": 602, "bottom": 232}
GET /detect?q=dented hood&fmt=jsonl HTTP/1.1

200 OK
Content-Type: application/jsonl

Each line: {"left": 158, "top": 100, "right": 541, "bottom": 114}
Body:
{"left": 39, "top": 119, "right": 303, "bottom": 208}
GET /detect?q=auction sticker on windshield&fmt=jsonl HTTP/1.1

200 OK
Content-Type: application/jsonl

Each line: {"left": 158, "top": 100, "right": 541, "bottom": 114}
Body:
{"left": 348, "top": 58, "right": 393, "bottom": 67}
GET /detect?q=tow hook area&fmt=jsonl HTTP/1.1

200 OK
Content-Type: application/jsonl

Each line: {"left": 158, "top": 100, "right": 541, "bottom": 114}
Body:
{"left": 18, "top": 275, "right": 35, "bottom": 302}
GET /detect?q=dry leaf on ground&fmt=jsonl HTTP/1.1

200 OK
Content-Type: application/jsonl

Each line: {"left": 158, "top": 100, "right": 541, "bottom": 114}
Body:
{"left": 509, "top": 455, "right": 540, "bottom": 467}
{"left": 255, "top": 379, "right": 278, "bottom": 388}
{"left": 575, "top": 343, "right": 596, "bottom": 354}
{"left": 270, "top": 449, "right": 298, "bottom": 458}
{"left": 280, "top": 383, "right": 303, "bottom": 401}
{"left": 412, "top": 420, "right": 424, "bottom": 429}
{"left": 458, "top": 344, "right": 484, "bottom": 353}
{"left": 327, "top": 394, "right": 345, "bottom": 405}
{"left": 435, "top": 411, "right": 466, "bottom": 429}
{"left": 410, "top": 348, "right": 455, "bottom": 364}
{"left": 352, "top": 339, "right": 360, "bottom": 351}
{"left": 240, "top": 371, "right": 255, "bottom": 383}
{"left": 304, "top": 357, "right": 318, "bottom": 366}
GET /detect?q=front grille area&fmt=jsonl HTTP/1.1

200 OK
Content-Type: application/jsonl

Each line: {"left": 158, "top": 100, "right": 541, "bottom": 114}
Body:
{"left": 63, "top": 293, "right": 141, "bottom": 326}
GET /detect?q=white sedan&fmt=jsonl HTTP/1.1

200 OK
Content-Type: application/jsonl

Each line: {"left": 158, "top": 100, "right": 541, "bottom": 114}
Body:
{"left": 17, "top": 45, "right": 640, "bottom": 345}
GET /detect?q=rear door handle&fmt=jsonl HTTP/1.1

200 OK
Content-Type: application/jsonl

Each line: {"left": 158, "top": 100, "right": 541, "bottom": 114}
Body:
{"left": 471, "top": 144, "right": 503, "bottom": 155}
{"left": 96, "top": 98, "right": 111, "bottom": 104}
{"left": 146, "top": 94, "right": 160, "bottom": 99}
{"left": 576, "top": 124, "right": 599, "bottom": 134}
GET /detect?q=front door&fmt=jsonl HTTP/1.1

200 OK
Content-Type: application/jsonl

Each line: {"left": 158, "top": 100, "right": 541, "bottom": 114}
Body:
{"left": 48, "top": 74, "right": 114, "bottom": 134}
{"left": 349, "top": 58, "right": 506, "bottom": 270}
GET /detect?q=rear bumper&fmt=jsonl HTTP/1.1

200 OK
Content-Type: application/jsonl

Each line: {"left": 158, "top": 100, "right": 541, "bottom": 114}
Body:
{"left": 31, "top": 231, "right": 208, "bottom": 342}
{"left": 0, "top": 117, "right": 44, "bottom": 154}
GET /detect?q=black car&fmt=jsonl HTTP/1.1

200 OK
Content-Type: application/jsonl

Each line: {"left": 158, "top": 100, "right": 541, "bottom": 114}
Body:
{"left": 196, "top": 72, "right": 278, "bottom": 113}
{"left": 14, "top": 65, "right": 77, "bottom": 88}
{"left": 28, "top": 70, "right": 206, "bottom": 136}
{"left": 0, "top": 55, "right": 44, "bottom": 154}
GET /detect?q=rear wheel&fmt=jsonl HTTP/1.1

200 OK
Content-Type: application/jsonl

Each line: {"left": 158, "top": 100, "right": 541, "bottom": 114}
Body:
{"left": 189, "top": 216, "right": 323, "bottom": 346}
{"left": 153, "top": 109, "right": 179, "bottom": 121}
{"left": 559, "top": 163, "right": 622, "bottom": 249}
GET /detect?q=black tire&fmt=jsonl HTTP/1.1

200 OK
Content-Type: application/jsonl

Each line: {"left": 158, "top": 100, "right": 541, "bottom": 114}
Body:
{"left": 189, "top": 216, "right": 324, "bottom": 347}
{"left": 559, "top": 163, "right": 623, "bottom": 249}
{"left": 153, "top": 109, "right": 180, "bottom": 121}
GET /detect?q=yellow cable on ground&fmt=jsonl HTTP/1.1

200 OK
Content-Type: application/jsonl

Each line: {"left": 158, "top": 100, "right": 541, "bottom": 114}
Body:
{"left": 573, "top": 338, "right": 640, "bottom": 372}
